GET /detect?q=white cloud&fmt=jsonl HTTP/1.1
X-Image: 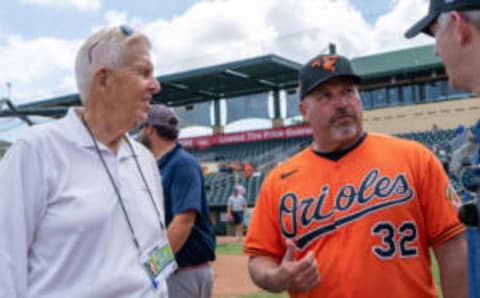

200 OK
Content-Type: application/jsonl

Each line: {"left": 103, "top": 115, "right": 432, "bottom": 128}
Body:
{"left": 143, "top": 0, "right": 277, "bottom": 73}
{"left": 373, "top": 0, "right": 432, "bottom": 53}
{"left": 20, "top": 0, "right": 101, "bottom": 11}
{"left": 265, "top": 0, "right": 375, "bottom": 60}
{"left": 104, "top": 10, "right": 130, "bottom": 27}
{"left": 0, "top": 35, "right": 80, "bottom": 103}
{"left": 103, "top": 10, "right": 144, "bottom": 28}
{"left": 144, "top": 0, "right": 431, "bottom": 75}
{"left": 0, "top": 36, "right": 78, "bottom": 83}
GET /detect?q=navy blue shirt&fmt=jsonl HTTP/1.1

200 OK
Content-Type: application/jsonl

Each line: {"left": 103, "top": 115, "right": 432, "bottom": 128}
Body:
{"left": 467, "top": 192, "right": 480, "bottom": 298}
{"left": 467, "top": 228, "right": 480, "bottom": 298}
{"left": 158, "top": 143, "right": 215, "bottom": 267}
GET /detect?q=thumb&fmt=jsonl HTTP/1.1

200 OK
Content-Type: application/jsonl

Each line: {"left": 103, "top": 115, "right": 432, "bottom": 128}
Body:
{"left": 302, "top": 250, "right": 315, "bottom": 264}
{"left": 283, "top": 238, "right": 297, "bottom": 261}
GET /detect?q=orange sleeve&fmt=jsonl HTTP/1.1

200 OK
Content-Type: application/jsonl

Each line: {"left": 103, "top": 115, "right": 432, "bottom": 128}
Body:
{"left": 417, "top": 147, "right": 465, "bottom": 248}
{"left": 244, "top": 171, "right": 285, "bottom": 260}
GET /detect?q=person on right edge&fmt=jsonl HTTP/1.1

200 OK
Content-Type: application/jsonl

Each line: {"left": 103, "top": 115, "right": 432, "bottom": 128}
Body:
{"left": 406, "top": 1, "right": 480, "bottom": 297}
{"left": 244, "top": 53, "right": 467, "bottom": 298}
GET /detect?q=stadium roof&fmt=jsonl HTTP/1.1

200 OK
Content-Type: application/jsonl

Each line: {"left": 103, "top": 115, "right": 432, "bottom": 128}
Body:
{"left": 0, "top": 54, "right": 301, "bottom": 118}
{"left": 155, "top": 54, "right": 302, "bottom": 107}
{"left": 351, "top": 44, "right": 443, "bottom": 83}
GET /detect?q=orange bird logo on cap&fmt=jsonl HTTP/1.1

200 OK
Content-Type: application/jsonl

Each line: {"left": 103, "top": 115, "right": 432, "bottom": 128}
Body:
{"left": 311, "top": 55, "right": 338, "bottom": 72}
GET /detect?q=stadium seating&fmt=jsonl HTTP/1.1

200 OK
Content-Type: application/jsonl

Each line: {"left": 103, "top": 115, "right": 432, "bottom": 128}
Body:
{"left": 191, "top": 128, "right": 464, "bottom": 207}
{"left": 204, "top": 165, "right": 267, "bottom": 206}
{"left": 191, "top": 137, "right": 312, "bottom": 164}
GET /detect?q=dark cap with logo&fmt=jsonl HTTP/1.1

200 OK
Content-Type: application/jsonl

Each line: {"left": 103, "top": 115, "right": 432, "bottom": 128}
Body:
{"left": 405, "top": 0, "right": 480, "bottom": 38}
{"left": 146, "top": 104, "right": 179, "bottom": 129}
{"left": 298, "top": 54, "right": 361, "bottom": 100}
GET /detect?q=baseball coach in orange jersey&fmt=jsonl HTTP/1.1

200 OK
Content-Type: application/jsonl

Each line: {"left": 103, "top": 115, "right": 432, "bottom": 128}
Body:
{"left": 243, "top": 53, "right": 467, "bottom": 298}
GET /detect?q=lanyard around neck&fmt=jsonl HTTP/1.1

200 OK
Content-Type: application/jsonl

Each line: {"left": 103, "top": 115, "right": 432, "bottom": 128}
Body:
{"left": 81, "top": 114, "right": 164, "bottom": 255}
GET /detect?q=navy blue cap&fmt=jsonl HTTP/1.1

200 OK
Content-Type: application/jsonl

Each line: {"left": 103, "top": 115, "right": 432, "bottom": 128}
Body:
{"left": 405, "top": 0, "right": 480, "bottom": 38}
{"left": 146, "top": 104, "right": 178, "bottom": 129}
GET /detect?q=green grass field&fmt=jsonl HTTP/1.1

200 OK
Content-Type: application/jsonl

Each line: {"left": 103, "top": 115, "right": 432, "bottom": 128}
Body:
{"left": 216, "top": 242, "right": 245, "bottom": 255}
{"left": 216, "top": 242, "right": 443, "bottom": 298}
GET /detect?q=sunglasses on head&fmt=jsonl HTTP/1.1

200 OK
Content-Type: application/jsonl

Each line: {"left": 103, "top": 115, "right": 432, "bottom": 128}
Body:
{"left": 87, "top": 25, "right": 135, "bottom": 64}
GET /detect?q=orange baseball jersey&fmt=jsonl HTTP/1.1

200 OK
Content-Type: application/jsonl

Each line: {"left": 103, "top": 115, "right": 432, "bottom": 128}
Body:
{"left": 244, "top": 133, "right": 464, "bottom": 298}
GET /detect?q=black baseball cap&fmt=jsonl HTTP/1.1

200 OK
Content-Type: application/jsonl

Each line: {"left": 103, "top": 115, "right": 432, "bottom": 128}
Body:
{"left": 299, "top": 54, "right": 361, "bottom": 100}
{"left": 405, "top": 0, "right": 480, "bottom": 38}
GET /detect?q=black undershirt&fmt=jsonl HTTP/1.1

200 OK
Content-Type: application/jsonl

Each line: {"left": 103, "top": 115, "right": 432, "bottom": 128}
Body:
{"left": 312, "top": 132, "right": 367, "bottom": 161}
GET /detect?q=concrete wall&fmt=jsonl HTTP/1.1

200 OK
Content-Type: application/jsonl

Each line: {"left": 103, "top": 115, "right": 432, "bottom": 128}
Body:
{"left": 363, "top": 97, "right": 480, "bottom": 134}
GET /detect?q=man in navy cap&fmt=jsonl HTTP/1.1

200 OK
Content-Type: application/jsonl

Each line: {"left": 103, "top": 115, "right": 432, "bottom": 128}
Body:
{"left": 406, "top": 1, "right": 480, "bottom": 297}
{"left": 139, "top": 104, "right": 216, "bottom": 298}
{"left": 405, "top": 0, "right": 480, "bottom": 94}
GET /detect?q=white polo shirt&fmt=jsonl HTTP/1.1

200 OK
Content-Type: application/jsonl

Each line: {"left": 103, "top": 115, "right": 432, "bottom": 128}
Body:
{"left": 0, "top": 108, "right": 169, "bottom": 298}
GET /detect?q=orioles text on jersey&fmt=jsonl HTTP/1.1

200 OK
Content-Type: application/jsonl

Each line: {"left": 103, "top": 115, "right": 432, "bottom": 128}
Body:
{"left": 279, "top": 168, "right": 414, "bottom": 249}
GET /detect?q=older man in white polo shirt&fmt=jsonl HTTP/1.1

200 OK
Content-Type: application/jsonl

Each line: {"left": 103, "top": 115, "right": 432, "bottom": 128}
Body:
{"left": 0, "top": 25, "right": 174, "bottom": 297}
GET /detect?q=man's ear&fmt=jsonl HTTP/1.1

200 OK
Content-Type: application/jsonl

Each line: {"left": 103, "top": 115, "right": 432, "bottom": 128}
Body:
{"left": 451, "top": 11, "right": 472, "bottom": 46}
{"left": 144, "top": 124, "right": 154, "bottom": 136}
{"left": 93, "top": 67, "right": 111, "bottom": 89}
{"left": 299, "top": 100, "right": 307, "bottom": 119}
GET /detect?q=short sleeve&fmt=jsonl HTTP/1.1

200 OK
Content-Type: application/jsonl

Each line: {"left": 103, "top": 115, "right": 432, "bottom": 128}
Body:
{"left": 244, "top": 172, "right": 285, "bottom": 261}
{"left": 418, "top": 149, "right": 465, "bottom": 248}
{"left": 170, "top": 163, "right": 202, "bottom": 215}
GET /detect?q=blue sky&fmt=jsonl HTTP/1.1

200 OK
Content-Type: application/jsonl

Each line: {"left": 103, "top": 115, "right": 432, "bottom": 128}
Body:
{"left": 0, "top": 1, "right": 198, "bottom": 40}
{"left": 0, "top": 0, "right": 431, "bottom": 105}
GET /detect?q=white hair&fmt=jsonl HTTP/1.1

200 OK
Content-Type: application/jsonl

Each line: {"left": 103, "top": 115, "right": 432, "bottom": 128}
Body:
{"left": 437, "top": 10, "right": 480, "bottom": 33}
{"left": 74, "top": 26, "right": 151, "bottom": 104}
{"left": 463, "top": 10, "right": 480, "bottom": 29}
{"left": 437, "top": 12, "right": 452, "bottom": 33}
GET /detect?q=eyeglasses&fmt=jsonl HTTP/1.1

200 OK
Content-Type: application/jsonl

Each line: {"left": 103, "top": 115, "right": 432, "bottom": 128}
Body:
{"left": 87, "top": 25, "right": 135, "bottom": 64}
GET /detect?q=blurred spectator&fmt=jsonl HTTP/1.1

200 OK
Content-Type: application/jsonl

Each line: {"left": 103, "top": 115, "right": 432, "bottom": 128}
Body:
{"left": 244, "top": 162, "right": 254, "bottom": 179}
{"left": 438, "top": 150, "right": 451, "bottom": 175}
{"left": 457, "top": 125, "right": 466, "bottom": 135}
{"left": 450, "top": 128, "right": 477, "bottom": 175}
{"left": 234, "top": 181, "right": 246, "bottom": 197}
{"left": 231, "top": 161, "right": 243, "bottom": 172}
{"left": 219, "top": 162, "right": 233, "bottom": 174}
{"left": 227, "top": 188, "right": 247, "bottom": 242}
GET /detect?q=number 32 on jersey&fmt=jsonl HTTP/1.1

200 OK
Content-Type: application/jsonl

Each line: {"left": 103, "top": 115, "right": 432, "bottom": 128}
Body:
{"left": 371, "top": 221, "right": 418, "bottom": 259}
